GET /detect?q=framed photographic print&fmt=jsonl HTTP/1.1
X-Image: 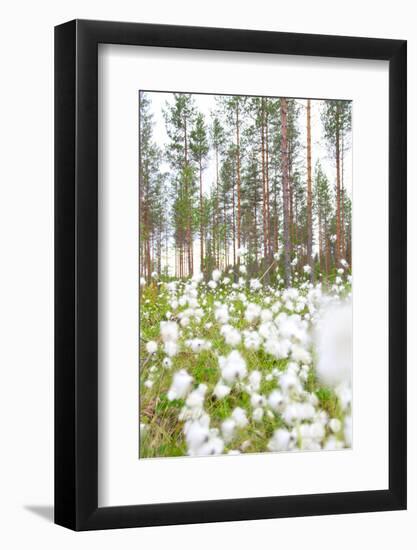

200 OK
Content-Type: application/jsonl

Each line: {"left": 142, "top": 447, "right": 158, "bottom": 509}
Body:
{"left": 55, "top": 20, "right": 407, "bottom": 530}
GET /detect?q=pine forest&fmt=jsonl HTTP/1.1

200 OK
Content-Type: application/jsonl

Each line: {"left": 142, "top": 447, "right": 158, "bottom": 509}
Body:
{"left": 139, "top": 91, "right": 352, "bottom": 459}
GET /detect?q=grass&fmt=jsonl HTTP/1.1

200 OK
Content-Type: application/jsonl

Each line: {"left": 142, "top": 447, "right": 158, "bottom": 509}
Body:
{"left": 139, "top": 276, "right": 349, "bottom": 458}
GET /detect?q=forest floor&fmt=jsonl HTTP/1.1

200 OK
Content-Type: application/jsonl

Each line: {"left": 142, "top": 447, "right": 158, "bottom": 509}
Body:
{"left": 139, "top": 266, "right": 352, "bottom": 459}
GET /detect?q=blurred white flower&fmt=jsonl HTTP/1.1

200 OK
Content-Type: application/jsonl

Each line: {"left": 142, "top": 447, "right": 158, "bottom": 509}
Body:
{"left": 268, "top": 428, "right": 296, "bottom": 452}
{"left": 244, "top": 303, "right": 262, "bottom": 323}
{"left": 267, "top": 390, "right": 285, "bottom": 412}
{"left": 167, "top": 369, "right": 193, "bottom": 400}
{"left": 186, "top": 384, "right": 207, "bottom": 409}
{"left": 250, "top": 278, "right": 262, "bottom": 291}
{"left": 215, "top": 304, "right": 229, "bottom": 324}
{"left": 244, "top": 330, "right": 262, "bottom": 351}
{"left": 291, "top": 344, "right": 312, "bottom": 365}
{"left": 145, "top": 341, "right": 158, "bottom": 354}
{"left": 232, "top": 407, "right": 248, "bottom": 428}
{"left": 186, "top": 338, "right": 211, "bottom": 353}
{"left": 160, "top": 321, "right": 179, "bottom": 342}
{"left": 195, "top": 436, "right": 224, "bottom": 456}
{"left": 221, "top": 418, "right": 236, "bottom": 442}
{"left": 253, "top": 407, "right": 264, "bottom": 422}
{"left": 184, "top": 419, "right": 210, "bottom": 453}
{"left": 192, "top": 272, "right": 204, "bottom": 283}
{"left": 261, "top": 309, "right": 273, "bottom": 323}
{"left": 220, "top": 350, "right": 247, "bottom": 383}
{"left": 221, "top": 325, "right": 242, "bottom": 347}
{"left": 248, "top": 370, "right": 262, "bottom": 392}
{"left": 250, "top": 393, "right": 266, "bottom": 408}
{"left": 164, "top": 341, "right": 178, "bottom": 357}
{"left": 329, "top": 418, "right": 342, "bottom": 433}
{"left": 315, "top": 301, "right": 352, "bottom": 388}
{"left": 264, "top": 338, "right": 291, "bottom": 359}
{"left": 213, "top": 379, "right": 231, "bottom": 399}
{"left": 212, "top": 269, "right": 222, "bottom": 282}
{"left": 162, "top": 357, "right": 172, "bottom": 369}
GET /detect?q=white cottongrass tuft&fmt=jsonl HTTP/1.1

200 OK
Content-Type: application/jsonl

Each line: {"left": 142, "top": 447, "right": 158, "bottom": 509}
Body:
{"left": 268, "top": 428, "right": 296, "bottom": 452}
{"left": 167, "top": 369, "right": 193, "bottom": 401}
{"left": 219, "top": 350, "right": 247, "bottom": 383}
{"left": 221, "top": 418, "right": 236, "bottom": 442}
{"left": 232, "top": 407, "right": 249, "bottom": 428}
{"left": 213, "top": 379, "right": 231, "bottom": 399}
{"left": 252, "top": 407, "right": 264, "bottom": 422}
{"left": 160, "top": 321, "right": 179, "bottom": 343}
{"left": 250, "top": 279, "right": 262, "bottom": 291}
{"left": 244, "top": 303, "right": 262, "bottom": 323}
{"left": 215, "top": 304, "right": 229, "bottom": 324}
{"left": 220, "top": 324, "right": 242, "bottom": 347}
{"left": 248, "top": 370, "right": 262, "bottom": 392}
{"left": 185, "top": 384, "right": 207, "bottom": 409}
{"left": 212, "top": 269, "right": 222, "bottom": 282}
{"left": 145, "top": 341, "right": 158, "bottom": 354}
{"left": 267, "top": 390, "right": 285, "bottom": 412}
{"left": 164, "top": 340, "right": 178, "bottom": 357}
{"left": 243, "top": 330, "right": 262, "bottom": 351}
{"left": 315, "top": 301, "right": 352, "bottom": 388}
{"left": 328, "top": 418, "right": 342, "bottom": 433}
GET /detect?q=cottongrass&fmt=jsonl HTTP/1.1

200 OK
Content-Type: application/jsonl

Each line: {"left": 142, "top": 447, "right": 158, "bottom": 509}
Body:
{"left": 140, "top": 265, "right": 352, "bottom": 458}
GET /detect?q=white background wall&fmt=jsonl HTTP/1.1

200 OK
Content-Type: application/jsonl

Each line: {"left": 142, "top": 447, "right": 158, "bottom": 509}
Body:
{"left": 0, "top": 1, "right": 414, "bottom": 548}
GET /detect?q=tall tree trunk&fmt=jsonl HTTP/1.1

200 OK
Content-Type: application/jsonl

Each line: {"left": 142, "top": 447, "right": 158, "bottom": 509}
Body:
{"left": 223, "top": 194, "right": 228, "bottom": 269}
{"left": 341, "top": 132, "right": 345, "bottom": 260}
{"left": 281, "top": 98, "right": 291, "bottom": 286}
{"left": 318, "top": 206, "right": 323, "bottom": 272}
{"left": 215, "top": 146, "right": 220, "bottom": 267}
{"left": 199, "top": 158, "right": 204, "bottom": 272}
{"left": 325, "top": 234, "right": 330, "bottom": 282}
{"left": 184, "top": 116, "right": 192, "bottom": 277}
{"left": 236, "top": 104, "right": 241, "bottom": 263}
{"left": 232, "top": 169, "right": 236, "bottom": 268}
{"left": 335, "top": 104, "right": 341, "bottom": 266}
{"left": 265, "top": 106, "right": 271, "bottom": 259}
{"left": 261, "top": 100, "right": 268, "bottom": 260}
{"left": 306, "top": 99, "right": 313, "bottom": 281}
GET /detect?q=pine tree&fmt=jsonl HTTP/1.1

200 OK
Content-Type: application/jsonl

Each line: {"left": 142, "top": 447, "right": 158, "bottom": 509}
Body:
{"left": 321, "top": 100, "right": 352, "bottom": 266}
{"left": 139, "top": 92, "right": 164, "bottom": 280}
{"left": 190, "top": 112, "right": 209, "bottom": 272}
{"left": 306, "top": 99, "right": 313, "bottom": 280}
{"left": 164, "top": 93, "right": 196, "bottom": 277}
{"left": 218, "top": 96, "right": 247, "bottom": 268}
{"left": 281, "top": 98, "right": 291, "bottom": 286}
{"left": 211, "top": 116, "right": 225, "bottom": 267}
{"left": 314, "top": 161, "right": 333, "bottom": 279}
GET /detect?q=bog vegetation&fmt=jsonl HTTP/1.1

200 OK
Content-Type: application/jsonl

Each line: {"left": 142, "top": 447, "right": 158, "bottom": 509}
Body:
{"left": 139, "top": 92, "right": 352, "bottom": 458}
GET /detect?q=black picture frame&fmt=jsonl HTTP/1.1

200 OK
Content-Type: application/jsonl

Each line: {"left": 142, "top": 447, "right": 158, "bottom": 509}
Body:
{"left": 55, "top": 19, "right": 407, "bottom": 531}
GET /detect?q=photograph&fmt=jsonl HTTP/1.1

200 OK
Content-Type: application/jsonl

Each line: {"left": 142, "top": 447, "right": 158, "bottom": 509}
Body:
{"left": 139, "top": 90, "right": 353, "bottom": 459}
